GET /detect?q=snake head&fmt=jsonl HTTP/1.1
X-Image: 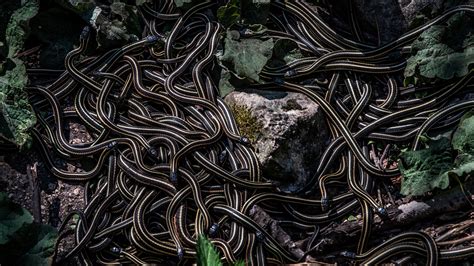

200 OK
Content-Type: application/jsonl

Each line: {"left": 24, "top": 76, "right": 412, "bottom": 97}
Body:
{"left": 170, "top": 171, "right": 178, "bottom": 185}
{"left": 321, "top": 197, "right": 329, "bottom": 211}
{"left": 284, "top": 69, "right": 296, "bottom": 78}
{"left": 80, "top": 26, "right": 91, "bottom": 41}
{"left": 107, "top": 141, "right": 117, "bottom": 150}
{"left": 255, "top": 230, "right": 265, "bottom": 242}
{"left": 239, "top": 136, "right": 250, "bottom": 145}
{"left": 91, "top": 71, "right": 103, "bottom": 77}
{"left": 377, "top": 207, "right": 388, "bottom": 218}
{"left": 209, "top": 223, "right": 220, "bottom": 237}
{"left": 145, "top": 35, "right": 161, "bottom": 44}
{"left": 110, "top": 246, "right": 122, "bottom": 254}
{"left": 177, "top": 247, "right": 185, "bottom": 260}
{"left": 148, "top": 147, "right": 158, "bottom": 157}
{"left": 218, "top": 150, "right": 228, "bottom": 164}
{"left": 340, "top": 251, "right": 356, "bottom": 258}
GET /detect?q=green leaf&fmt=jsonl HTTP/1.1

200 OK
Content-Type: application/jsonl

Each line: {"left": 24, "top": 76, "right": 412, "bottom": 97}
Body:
{"left": 448, "top": 110, "right": 474, "bottom": 178}
{"left": 5, "top": 0, "right": 39, "bottom": 58}
{"left": 218, "top": 69, "right": 236, "bottom": 97}
{"left": 399, "top": 137, "right": 452, "bottom": 196}
{"left": 346, "top": 215, "right": 357, "bottom": 222}
{"left": 17, "top": 224, "right": 57, "bottom": 266}
{"left": 0, "top": 193, "right": 33, "bottom": 245}
{"left": 197, "top": 234, "right": 222, "bottom": 266}
{"left": 0, "top": 193, "right": 58, "bottom": 266}
{"left": 218, "top": 29, "right": 273, "bottom": 96}
{"left": 233, "top": 260, "right": 245, "bottom": 266}
{"left": 399, "top": 110, "right": 474, "bottom": 196}
{"left": 0, "top": 60, "right": 37, "bottom": 148}
{"left": 136, "top": 0, "right": 151, "bottom": 5}
{"left": 404, "top": 12, "right": 474, "bottom": 82}
{"left": 217, "top": 0, "right": 240, "bottom": 27}
{"left": 451, "top": 110, "right": 474, "bottom": 153}
{"left": 0, "top": 0, "right": 38, "bottom": 148}
{"left": 266, "top": 39, "right": 303, "bottom": 68}
{"left": 174, "top": 0, "right": 193, "bottom": 8}
{"left": 220, "top": 29, "right": 273, "bottom": 82}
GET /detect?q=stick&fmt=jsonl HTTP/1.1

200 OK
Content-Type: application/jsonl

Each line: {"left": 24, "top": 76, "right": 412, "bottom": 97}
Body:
{"left": 27, "top": 163, "right": 41, "bottom": 223}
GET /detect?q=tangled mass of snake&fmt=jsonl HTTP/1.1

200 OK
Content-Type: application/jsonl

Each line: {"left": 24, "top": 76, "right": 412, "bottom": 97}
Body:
{"left": 25, "top": 1, "right": 474, "bottom": 265}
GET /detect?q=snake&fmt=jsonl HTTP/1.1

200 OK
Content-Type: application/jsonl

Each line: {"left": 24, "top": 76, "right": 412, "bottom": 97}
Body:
{"left": 21, "top": 0, "right": 474, "bottom": 265}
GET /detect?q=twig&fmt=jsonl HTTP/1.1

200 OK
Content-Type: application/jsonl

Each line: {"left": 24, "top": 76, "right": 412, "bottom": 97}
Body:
{"left": 312, "top": 180, "right": 474, "bottom": 254}
{"left": 249, "top": 205, "right": 311, "bottom": 261}
{"left": 382, "top": 182, "right": 395, "bottom": 205}
{"left": 14, "top": 45, "right": 41, "bottom": 58}
{"left": 27, "top": 163, "right": 41, "bottom": 223}
{"left": 377, "top": 186, "right": 383, "bottom": 206}
{"left": 436, "top": 219, "right": 474, "bottom": 242}
{"left": 437, "top": 234, "right": 474, "bottom": 246}
{"left": 378, "top": 144, "right": 390, "bottom": 169}
{"left": 370, "top": 144, "right": 380, "bottom": 169}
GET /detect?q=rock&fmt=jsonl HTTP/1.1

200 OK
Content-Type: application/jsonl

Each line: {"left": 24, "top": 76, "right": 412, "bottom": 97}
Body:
{"left": 352, "top": 0, "right": 407, "bottom": 44}
{"left": 348, "top": 0, "right": 469, "bottom": 44}
{"left": 225, "top": 90, "right": 329, "bottom": 192}
{"left": 90, "top": 2, "right": 142, "bottom": 49}
{"left": 53, "top": 0, "right": 143, "bottom": 50}
{"left": 397, "top": 200, "right": 430, "bottom": 221}
{"left": 398, "top": 0, "right": 443, "bottom": 23}
{"left": 73, "top": 187, "right": 81, "bottom": 196}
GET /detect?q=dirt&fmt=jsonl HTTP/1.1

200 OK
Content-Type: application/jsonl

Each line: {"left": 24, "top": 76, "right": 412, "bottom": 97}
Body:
{"left": 0, "top": 121, "right": 93, "bottom": 255}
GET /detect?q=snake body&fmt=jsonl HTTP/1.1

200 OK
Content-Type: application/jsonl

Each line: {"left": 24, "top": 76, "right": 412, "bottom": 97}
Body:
{"left": 24, "top": 1, "right": 474, "bottom": 264}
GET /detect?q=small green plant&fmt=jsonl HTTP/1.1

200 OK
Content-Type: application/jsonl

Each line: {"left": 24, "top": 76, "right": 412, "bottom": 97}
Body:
{"left": 0, "top": 193, "right": 58, "bottom": 265}
{"left": 196, "top": 234, "right": 245, "bottom": 266}
{"left": 197, "top": 234, "right": 221, "bottom": 266}
{"left": 399, "top": 110, "right": 474, "bottom": 196}
{"left": 0, "top": 0, "right": 39, "bottom": 148}
{"left": 229, "top": 103, "right": 263, "bottom": 143}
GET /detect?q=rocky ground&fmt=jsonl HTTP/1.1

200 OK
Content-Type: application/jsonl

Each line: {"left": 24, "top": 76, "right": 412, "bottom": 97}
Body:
{"left": 0, "top": 121, "right": 91, "bottom": 254}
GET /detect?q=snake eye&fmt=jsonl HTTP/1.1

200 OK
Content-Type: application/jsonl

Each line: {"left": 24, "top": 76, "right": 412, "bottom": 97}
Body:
{"left": 377, "top": 207, "right": 388, "bottom": 218}
{"left": 239, "top": 136, "right": 250, "bottom": 145}
{"left": 110, "top": 246, "right": 121, "bottom": 254}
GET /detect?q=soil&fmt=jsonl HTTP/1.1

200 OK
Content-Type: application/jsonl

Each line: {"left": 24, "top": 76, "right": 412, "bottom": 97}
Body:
{"left": 0, "top": 121, "right": 91, "bottom": 255}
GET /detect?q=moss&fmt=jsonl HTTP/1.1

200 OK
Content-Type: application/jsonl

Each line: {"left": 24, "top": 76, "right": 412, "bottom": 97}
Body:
{"left": 229, "top": 103, "right": 263, "bottom": 143}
